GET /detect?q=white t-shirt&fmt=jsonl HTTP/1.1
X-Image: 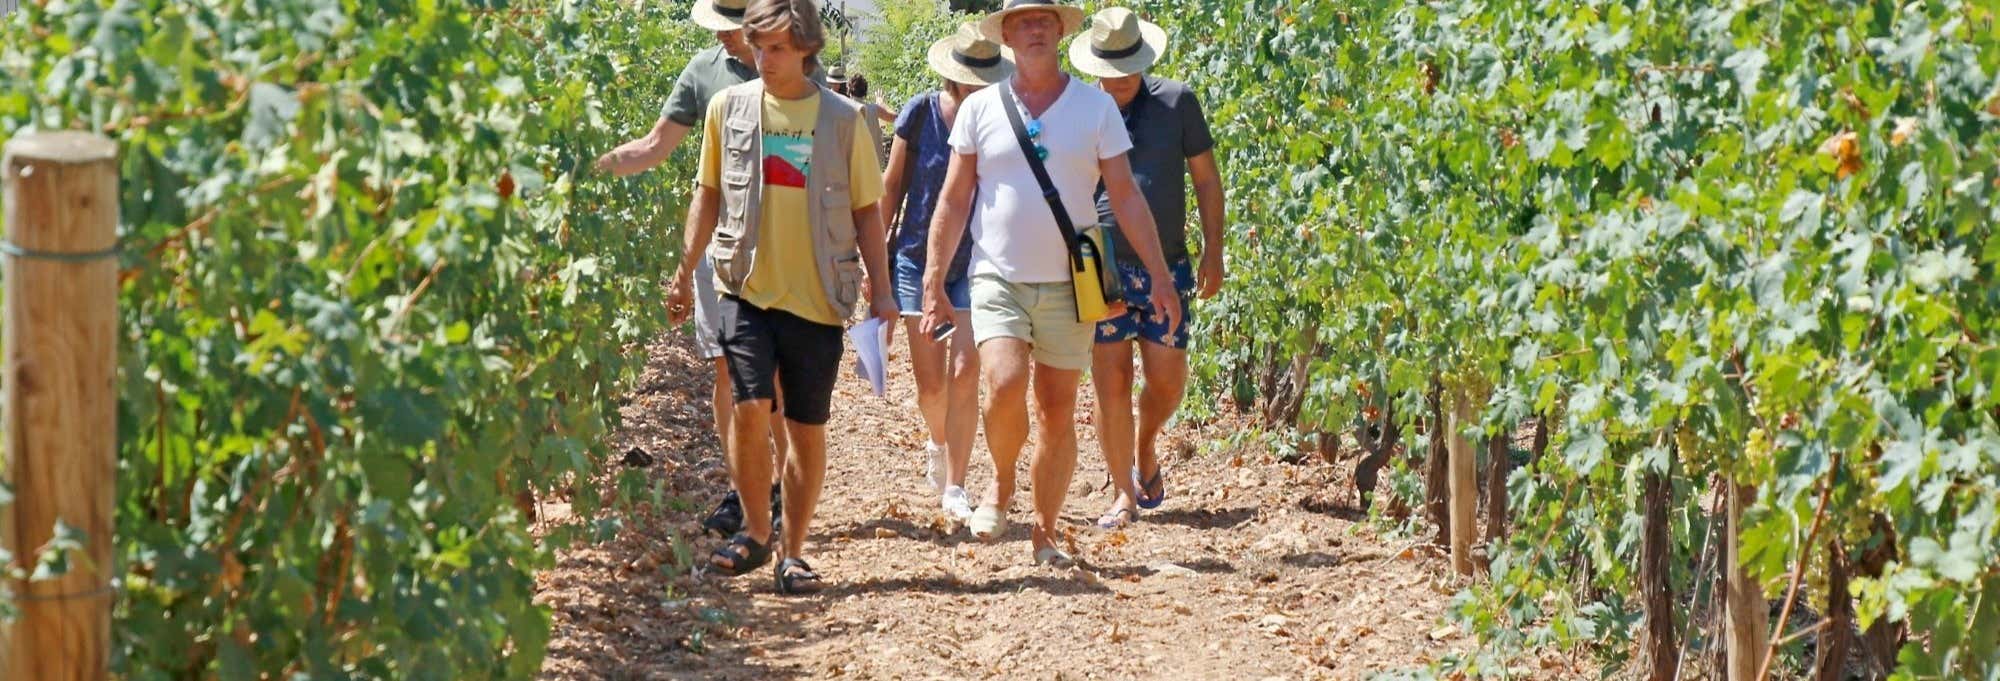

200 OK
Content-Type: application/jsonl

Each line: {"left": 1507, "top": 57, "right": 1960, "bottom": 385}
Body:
{"left": 948, "top": 77, "right": 1133, "bottom": 284}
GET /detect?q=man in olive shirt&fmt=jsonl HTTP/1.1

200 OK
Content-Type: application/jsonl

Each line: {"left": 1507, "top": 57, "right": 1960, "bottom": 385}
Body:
{"left": 595, "top": 0, "right": 819, "bottom": 539}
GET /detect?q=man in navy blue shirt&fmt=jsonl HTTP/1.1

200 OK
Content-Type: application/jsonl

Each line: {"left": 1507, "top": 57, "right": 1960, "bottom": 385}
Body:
{"left": 1071, "top": 7, "right": 1229, "bottom": 529}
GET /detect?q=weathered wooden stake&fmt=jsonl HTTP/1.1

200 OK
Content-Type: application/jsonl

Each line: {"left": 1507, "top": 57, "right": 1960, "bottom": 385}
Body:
{"left": 1484, "top": 429, "right": 1510, "bottom": 545}
{"left": 1640, "top": 465, "right": 1678, "bottom": 679}
{"left": 1725, "top": 480, "right": 1769, "bottom": 681}
{"left": 1424, "top": 381, "right": 1450, "bottom": 547}
{"left": 1814, "top": 537, "right": 1853, "bottom": 681}
{"left": 0, "top": 131, "right": 119, "bottom": 681}
{"left": 1447, "top": 391, "right": 1477, "bottom": 576}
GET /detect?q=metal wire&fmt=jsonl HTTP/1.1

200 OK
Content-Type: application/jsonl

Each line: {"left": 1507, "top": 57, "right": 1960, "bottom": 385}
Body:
{"left": 11, "top": 582, "right": 115, "bottom": 602}
{"left": 0, "top": 240, "right": 120, "bottom": 263}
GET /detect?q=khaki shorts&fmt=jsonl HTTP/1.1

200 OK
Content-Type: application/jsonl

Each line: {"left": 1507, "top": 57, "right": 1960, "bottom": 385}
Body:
{"left": 969, "top": 273, "right": 1093, "bottom": 371}
{"left": 691, "top": 257, "right": 725, "bottom": 360}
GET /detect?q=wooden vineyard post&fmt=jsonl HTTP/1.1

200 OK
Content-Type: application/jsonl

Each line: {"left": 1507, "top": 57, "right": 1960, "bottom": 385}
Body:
{"left": 1447, "top": 390, "right": 1477, "bottom": 576}
{"left": 1814, "top": 538, "right": 1853, "bottom": 681}
{"left": 0, "top": 132, "right": 120, "bottom": 681}
{"left": 1484, "top": 430, "right": 1509, "bottom": 545}
{"left": 1724, "top": 479, "right": 1768, "bottom": 681}
{"left": 1424, "top": 382, "right": 1451, "bottom": 548}
{"left": 1639, "top": 464, "right": 1678, "bottom": 679}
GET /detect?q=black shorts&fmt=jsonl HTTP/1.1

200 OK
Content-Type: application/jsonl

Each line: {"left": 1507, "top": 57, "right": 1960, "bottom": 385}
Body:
{"left": 715, "top": 295, "right": 845, "bottom": 426}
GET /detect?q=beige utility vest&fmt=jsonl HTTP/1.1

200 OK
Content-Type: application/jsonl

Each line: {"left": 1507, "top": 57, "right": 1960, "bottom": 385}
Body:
{"left": 708, "top": 81, "right": 864, "bottom": 321}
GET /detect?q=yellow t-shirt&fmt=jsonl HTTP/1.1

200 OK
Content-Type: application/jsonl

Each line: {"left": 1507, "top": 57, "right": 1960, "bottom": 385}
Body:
{"left": 698, "top": 89, "right": 885, "bottom": 326}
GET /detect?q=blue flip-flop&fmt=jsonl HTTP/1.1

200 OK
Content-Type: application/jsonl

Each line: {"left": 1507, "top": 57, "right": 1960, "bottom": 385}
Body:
{"left": 1136, "top": 469, "right": 1166, "bottom": 510}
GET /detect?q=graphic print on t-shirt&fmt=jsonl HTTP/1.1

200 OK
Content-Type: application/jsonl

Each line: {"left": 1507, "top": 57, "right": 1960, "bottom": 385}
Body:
{"left": 762, "top": 126, "right": 814, "bottom": 188}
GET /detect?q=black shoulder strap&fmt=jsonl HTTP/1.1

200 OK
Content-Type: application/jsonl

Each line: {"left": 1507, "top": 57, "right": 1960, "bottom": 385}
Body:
{"left": 999, "top": 83, "right": 1085, "bottom": 270}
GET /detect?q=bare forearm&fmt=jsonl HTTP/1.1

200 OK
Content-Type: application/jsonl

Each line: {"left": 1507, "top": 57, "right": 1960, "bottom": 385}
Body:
{"left": 856, "top": 207, "right": 892, "bottom": 292}
{"left": 601, "top": 124, "right": 691, "bottom": 177}
{"left": 603, "top": 142, "right": 664, "bottom": 176}
{"left": 676, "top": 187, "right": 722, "bottom": 283}
{"left": 1195, "top": 177, "right": 1226, "bottom": 252}
{"left": 924, "top": 197, "right": 969, "bottom": 285}
{"left": 881, "top": 186, "right": 907, "bottom": 251}
{"left": 880, "top": 141, "right": 910, "bottom": 250}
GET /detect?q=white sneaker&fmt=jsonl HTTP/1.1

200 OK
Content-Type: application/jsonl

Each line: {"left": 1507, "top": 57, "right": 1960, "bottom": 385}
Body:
{"left": 941, "top": 486, "right": 974, "bottom": 520}
{"left": 924, "top": 441, "right": 946, "bottom": 492}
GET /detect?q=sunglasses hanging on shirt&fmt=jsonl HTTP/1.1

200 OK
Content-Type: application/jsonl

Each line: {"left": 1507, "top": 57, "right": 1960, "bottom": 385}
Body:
{"left": 1005, "top": 86, "right": 1052, "bottom": 161}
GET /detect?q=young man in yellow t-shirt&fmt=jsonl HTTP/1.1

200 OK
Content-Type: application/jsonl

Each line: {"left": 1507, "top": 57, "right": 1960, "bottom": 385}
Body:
{"left": 666, "top": 0, "right": 893, "bottom": 595}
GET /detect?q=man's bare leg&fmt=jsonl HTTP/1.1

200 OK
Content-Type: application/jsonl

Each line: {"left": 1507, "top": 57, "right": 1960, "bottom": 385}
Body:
{"left": 1134, "top": 341, "right": 1188, "bottom": 490}
{"left": 1029, "top": 361, "right": 1083, "bottom": 555}
{"left": 778, "top": 419, "right": 828, "bottom": 558}
{"left": 1091, "top": 341, "right": 1142, "bottom": 518}
{"left": 717, "top": 398, "right": 776, "bottom": 566}
{"left": 717, "top": 357, "right": 789, "bottom": 469}
{"left": 771, "top": 379, "right": 789, "bottom": 479}
{"left": 707, "top": 360, "right": 786, "bottom": 533}
{"left": 979, "top": 338, "right": 1033, "bottom": 514}
{"left": 711, "top": 358, "right": 734, "bottom": 449}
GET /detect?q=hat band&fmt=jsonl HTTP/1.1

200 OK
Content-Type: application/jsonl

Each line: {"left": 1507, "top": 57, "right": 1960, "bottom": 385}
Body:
{"left": 954, "top": 51, "right": 1004, "bottom": 69}
{"left": 1091, "top": 40, "right": 1144, "bottom": 60}
{"left": 1007, "top": 0, "right": 1059, "bottom": 8}
{"left": 712, "top": 1, "right": 745, "bottom": 19}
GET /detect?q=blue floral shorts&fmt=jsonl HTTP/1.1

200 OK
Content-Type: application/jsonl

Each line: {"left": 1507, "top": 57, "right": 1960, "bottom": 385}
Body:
{"left": 1093, "top": 257, "right": 1194, "bottom": 349}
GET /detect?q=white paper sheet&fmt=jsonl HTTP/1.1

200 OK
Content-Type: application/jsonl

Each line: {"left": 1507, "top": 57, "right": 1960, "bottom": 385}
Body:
{"left": 847, "top": 317, "right": 890, "bottom": 397}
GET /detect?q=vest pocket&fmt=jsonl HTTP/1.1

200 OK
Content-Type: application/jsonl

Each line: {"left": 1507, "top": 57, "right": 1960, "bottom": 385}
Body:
{"left": 722, "top": 170, "right": 753, "bottom": 222}
{"left": 711, "top": 170, "right": 755, "bottom": 286}
{"left": 835, "top": 254, "right": 862, "bottom": 311}
{"left": 820, "top": 181, "right": 852, "bottom": 207}
{"left": 820, "top": 182, "right": 858, "bottom": 254}
{"left": 725, "top": 118, "right": 756, "bottom": 149}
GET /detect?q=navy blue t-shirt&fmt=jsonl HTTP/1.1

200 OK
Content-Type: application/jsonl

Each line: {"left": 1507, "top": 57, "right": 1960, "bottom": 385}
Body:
{"left": 892, "top": 92, "right": 973, "bottom": 279}
{"left": 1094, "top": 76, "right": 1215, "bottom": 265}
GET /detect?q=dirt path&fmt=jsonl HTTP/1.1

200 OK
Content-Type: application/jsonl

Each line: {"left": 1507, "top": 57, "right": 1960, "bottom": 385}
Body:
{"left": 535, "top": 332, "right": 1580, "bottom": 680}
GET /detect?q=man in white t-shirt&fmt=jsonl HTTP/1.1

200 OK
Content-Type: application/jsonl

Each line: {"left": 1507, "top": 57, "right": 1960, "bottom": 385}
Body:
{"left": 919, "top": 0, "right": 1182, "bottom": 566}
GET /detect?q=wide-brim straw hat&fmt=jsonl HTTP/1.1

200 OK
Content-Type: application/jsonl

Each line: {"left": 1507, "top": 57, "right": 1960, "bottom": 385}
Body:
{"left": 977, "top": 0, "right": 1087, "bottom": 44}
{"left": 692, "top": 0, "right": 747, "bottom": 31}
{"left": 1068, "top": 7, "right": 1167, "bottom": 78}
{"left": 928, "top": 22, "right": 1016, "bottom": 86}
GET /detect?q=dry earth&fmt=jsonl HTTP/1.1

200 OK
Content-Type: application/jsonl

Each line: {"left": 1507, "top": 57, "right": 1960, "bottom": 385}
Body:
{"left": 534, "top": 331, "right": 1595, "bottom": 680}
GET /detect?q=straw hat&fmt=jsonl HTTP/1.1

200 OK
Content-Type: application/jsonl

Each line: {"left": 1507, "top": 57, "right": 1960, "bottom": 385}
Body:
{"left": 977, "top": 0, "right": 1087, "bottom": 44}
{"left": 1068, "top": 7, "right": 1167, "bottom": 78}
{"left": 928, "top": 22, "right": 1016, "bottom": 86}
{"left": 692, "top": 0, "right": 747, "bottom": 31}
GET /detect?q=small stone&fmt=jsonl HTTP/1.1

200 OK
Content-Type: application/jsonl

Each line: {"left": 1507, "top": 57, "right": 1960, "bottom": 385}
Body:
{"left": 1252, "top": 529, "right": 1309, "bottom": 555}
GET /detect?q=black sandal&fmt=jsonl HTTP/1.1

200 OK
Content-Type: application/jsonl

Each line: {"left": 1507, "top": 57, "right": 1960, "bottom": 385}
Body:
{"left": 709, "top": 533, "right": 772, "bottom": 577}
{"left": 701, "top": 491, "right": 745, "bottom": 538}
{"left": 702, "top": 485, "right": 784, "bottom": 538}
{"left": 774, "top": 557, "right": 824, "bottom": 595}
